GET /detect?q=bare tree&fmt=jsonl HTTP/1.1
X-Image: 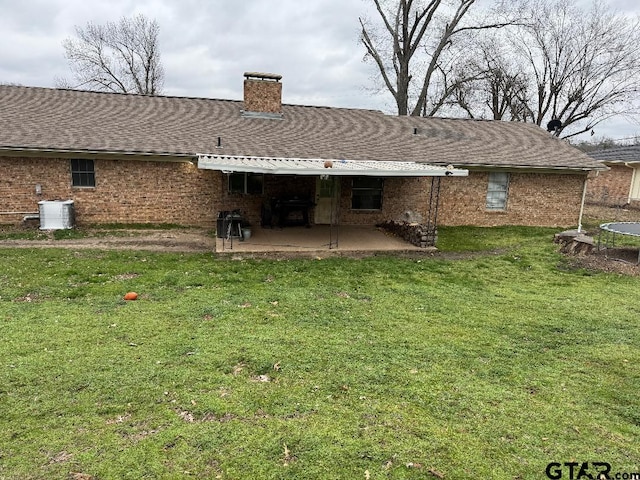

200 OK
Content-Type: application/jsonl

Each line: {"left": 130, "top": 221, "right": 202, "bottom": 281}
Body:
{"left": 452, "top": 0, "right": 640, "bottom": 139}
{"left": 57, "top": 14, "right": 164, "bottom": 95}
{"left": 359, "top": 0, "right": 515, "bottom": 116}
{"left": 450, "top": 39, "right": 531, "bottom": 121}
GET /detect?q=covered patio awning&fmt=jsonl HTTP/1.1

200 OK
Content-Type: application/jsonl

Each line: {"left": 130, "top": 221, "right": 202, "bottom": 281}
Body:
{"left": 197, "top": 154, "right": 468, "bottom": 177}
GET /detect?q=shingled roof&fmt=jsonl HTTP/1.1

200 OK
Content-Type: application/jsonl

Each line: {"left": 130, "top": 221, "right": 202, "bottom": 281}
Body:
{"left": 587, "top": 145, "right": 640, "bottom": 164}
{"left": 0, "top": 84, "right": 603, "bottom": 171}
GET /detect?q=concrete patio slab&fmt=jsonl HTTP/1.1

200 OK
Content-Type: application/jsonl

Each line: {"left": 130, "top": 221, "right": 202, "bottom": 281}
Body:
{"left": 215, "top": 225, "right": 430, "bottom": 254}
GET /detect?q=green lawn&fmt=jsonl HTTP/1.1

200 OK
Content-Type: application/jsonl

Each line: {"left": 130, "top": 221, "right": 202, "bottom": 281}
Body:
{"left": 0, "top": 227, "right": 638, "bottom": 479}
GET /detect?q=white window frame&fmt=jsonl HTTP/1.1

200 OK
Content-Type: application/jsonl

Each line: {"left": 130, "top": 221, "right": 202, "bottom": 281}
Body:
{"left": 486, "top": 172, "right": 509, "bottom": 211}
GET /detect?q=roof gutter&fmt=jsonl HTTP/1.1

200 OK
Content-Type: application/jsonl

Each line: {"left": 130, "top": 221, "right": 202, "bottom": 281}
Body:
{"left": 435, "top": 162, "right": 607, "bottom": 172}
{"left": 0, "top": 146, "right": 195, "bottom": 162}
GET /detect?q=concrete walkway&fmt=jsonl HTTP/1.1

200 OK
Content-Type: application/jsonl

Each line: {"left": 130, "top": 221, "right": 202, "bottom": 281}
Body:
{"left": 215, "top": 225, "right": 429, "bottom": 254}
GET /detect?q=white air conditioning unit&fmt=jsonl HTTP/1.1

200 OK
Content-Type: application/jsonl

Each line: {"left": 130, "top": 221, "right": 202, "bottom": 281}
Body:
{"left": 38, "top": 200, "right": 75, "bottom": 230}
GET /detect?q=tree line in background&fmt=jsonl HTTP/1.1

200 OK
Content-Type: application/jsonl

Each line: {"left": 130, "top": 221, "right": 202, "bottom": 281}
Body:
{"left": 360, "top": 0, "right": 640, "bottom": 140}
{"left": 55, "top": 0, "right": 640, "bottom": 143}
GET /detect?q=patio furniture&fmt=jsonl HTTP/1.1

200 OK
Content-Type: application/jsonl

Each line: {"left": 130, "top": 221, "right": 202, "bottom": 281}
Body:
{"left": 217, "top": 210, "right": 244, "bottom": 249}
{"left": 271, "top": 197, "right": 314, "bottom": 227}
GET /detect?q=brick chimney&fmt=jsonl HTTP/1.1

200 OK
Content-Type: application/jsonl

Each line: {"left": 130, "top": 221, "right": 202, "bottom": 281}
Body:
{"left": 243, "top": 72, "right": 282, "bottom": 116}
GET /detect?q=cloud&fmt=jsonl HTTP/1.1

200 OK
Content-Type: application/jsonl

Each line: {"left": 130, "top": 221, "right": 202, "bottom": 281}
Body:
{"left": 0, "top": 0, "right": 400, "bottom": 109}
{"left": 154, "top": 0, "right": 382, "bottom": 108}
{"left": 1, "top": 0, "right": 638, "bottom": 139}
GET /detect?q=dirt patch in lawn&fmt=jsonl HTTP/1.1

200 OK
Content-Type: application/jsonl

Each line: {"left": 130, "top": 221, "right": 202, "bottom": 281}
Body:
{"left": 562, "top": 248, "right": 640, "bottom": 276}
{"left": 0, "top": 227, "right": 216, "bottom": 253}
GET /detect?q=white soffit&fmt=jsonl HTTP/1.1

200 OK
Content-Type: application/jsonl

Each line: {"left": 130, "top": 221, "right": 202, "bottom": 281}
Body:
{"left": 197, "top": 155, "right": 468, "bottom": 177}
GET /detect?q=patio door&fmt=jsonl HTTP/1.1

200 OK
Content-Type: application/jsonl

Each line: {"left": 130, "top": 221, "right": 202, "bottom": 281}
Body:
{"left": 315, "top": 177, "right": 340, "bottom": 224}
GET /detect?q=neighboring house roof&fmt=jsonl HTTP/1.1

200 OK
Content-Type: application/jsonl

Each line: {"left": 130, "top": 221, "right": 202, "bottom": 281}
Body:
{"left": 587, "top": 145, "right": 640, "bottom": 164}
{"left": 0, "top": 85, "right": 603, "bottom": 171}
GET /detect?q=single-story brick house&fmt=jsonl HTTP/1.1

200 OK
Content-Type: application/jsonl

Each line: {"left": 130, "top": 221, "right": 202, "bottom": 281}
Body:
{"left": 587, "top": 146, "right": 640, "bottom": 207}
{"left": 0, "top": 72, "right": 604, "bottom": 240}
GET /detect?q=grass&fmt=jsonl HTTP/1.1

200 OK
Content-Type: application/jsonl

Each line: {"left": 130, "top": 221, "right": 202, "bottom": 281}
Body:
{"left": 0, "top": 226, "right": 639, "bottom": 479}
{"left": 436, "top": 225, "right": 555, "bottom": 252}
{"left": 0, "top": 228, "right": 50, "bottom": 241}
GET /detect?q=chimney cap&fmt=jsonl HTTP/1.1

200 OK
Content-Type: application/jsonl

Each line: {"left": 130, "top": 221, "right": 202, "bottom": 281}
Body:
{"left": 244, "top": 72, "right": 282, "bottom": 82}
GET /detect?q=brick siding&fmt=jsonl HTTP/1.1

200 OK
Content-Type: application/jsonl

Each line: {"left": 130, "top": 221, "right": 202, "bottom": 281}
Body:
{"left": 585, "top": 164, "right": 633, "bottom": 206}
{"left": 438, "top": 171, "right": 586, "bottom": 227}
{"left": 1, "top": 156, "right": 586, "bottom": 229}
{"left": 338, "top": 176, "right": 433, "bottom": 225}
{"left": 0, "top": 157, "right": 52, "bottom": 222}
{"left": 0, "top": 156, "right": 217, "bottom": 226}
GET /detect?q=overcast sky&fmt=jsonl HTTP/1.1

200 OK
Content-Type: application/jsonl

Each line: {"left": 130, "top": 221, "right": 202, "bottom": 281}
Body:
{"left": 1, "top": 0, "right": 640, "bottom": 141}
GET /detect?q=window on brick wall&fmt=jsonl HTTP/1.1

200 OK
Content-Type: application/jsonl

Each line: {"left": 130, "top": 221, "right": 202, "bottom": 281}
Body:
{"left": 71, "top": 159, "right": 95, "bottom": 187}
{"left": 486, "top": 172, "right": 509, "bottom": 210}
{"left": 228, "top": 172, "right": 264, "bottom": 194}
{"left": 352, "top": 177, "right": 383, "bottom": 210}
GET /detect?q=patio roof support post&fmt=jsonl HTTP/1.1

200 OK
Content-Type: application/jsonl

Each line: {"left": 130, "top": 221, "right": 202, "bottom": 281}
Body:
{"left": 425, "top": 177, "right": 441, "bottom": 247}
{"left": 328, "top": 176, "right": 340, "bottom": 249}
{"left": 577, "top": 175, "right": 588, "bottom": 233}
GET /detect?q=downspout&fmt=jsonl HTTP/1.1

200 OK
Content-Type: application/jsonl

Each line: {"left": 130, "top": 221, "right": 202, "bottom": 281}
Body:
{"left": 625, "top": 163, "right": 635, "bottom": 204}
{"left": 577, "top": 174, "right": 588, "bottom": 233}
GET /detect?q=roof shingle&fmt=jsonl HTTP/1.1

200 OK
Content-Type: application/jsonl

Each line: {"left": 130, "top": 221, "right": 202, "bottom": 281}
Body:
{"left": 587, "top": 145, "right": 640, "bottom": 163}
{"left": 0, "top": 85, "right": 602, "bottom": 170}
